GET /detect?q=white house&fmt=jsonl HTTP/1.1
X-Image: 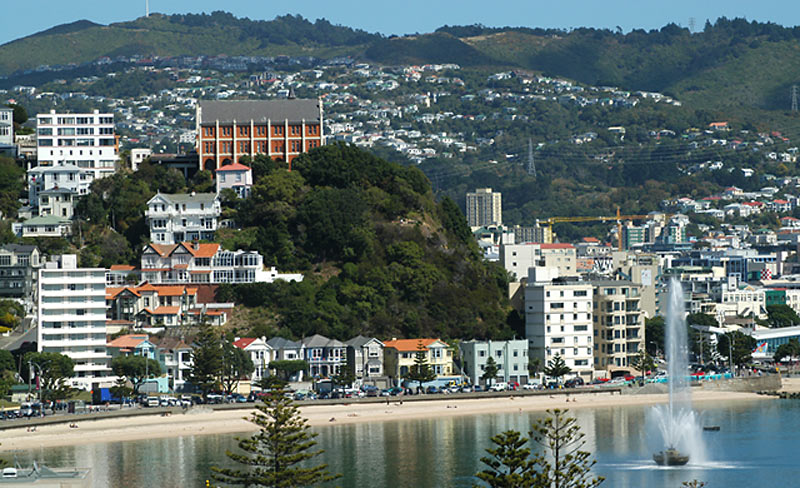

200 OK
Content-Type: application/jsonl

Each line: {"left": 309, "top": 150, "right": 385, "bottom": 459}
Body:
{"left": 27, "top": 163, "right": 91, "bottom": 216}
{"left": 216, "top": 162, "right": 253, "bottom": 198}
{"left": 233, "top": 337, "right": 272, "bottom": 384}
{"left": 145, "top": 192, "right": 221, "bottom": 244}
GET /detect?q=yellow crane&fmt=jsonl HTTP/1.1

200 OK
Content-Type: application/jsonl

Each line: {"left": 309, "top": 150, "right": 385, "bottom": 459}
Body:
{"left": 536, "top": 208, "right": 669, "bottom": 251}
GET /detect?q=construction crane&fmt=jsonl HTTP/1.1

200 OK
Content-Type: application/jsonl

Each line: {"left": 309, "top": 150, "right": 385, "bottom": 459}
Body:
{"left": 536, "top": 208, "right": 670, "bottom": 251}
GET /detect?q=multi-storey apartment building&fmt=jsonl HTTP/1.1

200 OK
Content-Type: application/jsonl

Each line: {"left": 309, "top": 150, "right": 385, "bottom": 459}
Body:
{"left": 466, "top": 188, "right": 502, "bottom": 228}
{"left": 459, "top": 339, "right": 530, "bottom": 386}
{"left": 0, "top": 244, "right": 41, "bottom": 306}
{"left": 37, "top": 255, "right": 110, "bottom": 389}
{"left": 140, "top": 242, "right": 302, "bottom": 285}
{"left": 36, "top": 110, "right": 118, "bottom": 180}
{"left": 0, "top": 107, "right": 14, "bottom": 156}
{"left": 590, "top": 280, "right": 645, "bottom": 370}
{"left": 145, "top": 192, "right": 220, "bottom": 244}
{"left": 500, "top": 243, "right": 578, "bottom": 281}
{"left": 196, "top": 99, "right": 324, "bottom": 171}
{"left": 524, "top": 267, "right": 594, "bottom": 381}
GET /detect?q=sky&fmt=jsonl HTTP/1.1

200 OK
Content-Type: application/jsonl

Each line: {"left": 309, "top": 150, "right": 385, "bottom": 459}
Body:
{"left": 3, "top": 0, "right": 800, "bottom": 45}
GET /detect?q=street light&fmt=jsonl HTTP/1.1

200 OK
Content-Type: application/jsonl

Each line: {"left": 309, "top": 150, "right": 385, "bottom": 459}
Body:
{"left": 27, "top": 361, "right": 43, "bottom": 403}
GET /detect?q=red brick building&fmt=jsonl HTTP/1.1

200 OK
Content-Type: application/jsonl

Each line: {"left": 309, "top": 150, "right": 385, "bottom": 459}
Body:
{"left": 196, "top": 99, "right": 324, "bottom": 171}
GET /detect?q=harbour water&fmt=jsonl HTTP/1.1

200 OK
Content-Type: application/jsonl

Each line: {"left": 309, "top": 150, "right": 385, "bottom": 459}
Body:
{"left": 11, "top": 398, "right": 794, "bottom": 487}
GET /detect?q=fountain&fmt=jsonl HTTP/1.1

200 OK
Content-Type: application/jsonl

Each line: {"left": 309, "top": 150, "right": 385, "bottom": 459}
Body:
{"left": 649, "top": 279, "right": 705, "bottom": 466}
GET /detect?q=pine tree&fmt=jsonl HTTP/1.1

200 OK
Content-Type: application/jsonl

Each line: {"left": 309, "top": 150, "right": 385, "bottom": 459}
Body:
{"left": 404, "top": 341, "right": 436, "bottom": 392}
{"left": 482, "top": 356, "right": 500, "bottom": 387}
{"left": 530, "top": 409, "right": 604, "bottom": 488}
{"left": 474, "top": 430, "right": 546, "bottom": 488}
{"left": 543, "top": 355, "right": 572, "bottom": 384}
{"left": 211, "top": 389, "right": 340, "bottom": 487}
{"left": 187, "top": 323, "right": 223, "bottom": 398}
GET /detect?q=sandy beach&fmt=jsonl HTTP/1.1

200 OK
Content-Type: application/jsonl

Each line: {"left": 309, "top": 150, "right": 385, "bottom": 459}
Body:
{"left": 0, "top": 390, "right": 767, "bottom": 452}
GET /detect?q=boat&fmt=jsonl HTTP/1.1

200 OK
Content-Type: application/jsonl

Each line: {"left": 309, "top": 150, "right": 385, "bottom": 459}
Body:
{"left": 703, "top": 426, "right": 720, "bottom": 431}
{"left": 653, "top": 447, "right": 690, "bottom": 466}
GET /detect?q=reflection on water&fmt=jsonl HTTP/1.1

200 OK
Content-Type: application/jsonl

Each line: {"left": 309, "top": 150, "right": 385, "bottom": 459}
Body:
{"left": 11, "top": 398, "right": 797, "bottom": 488}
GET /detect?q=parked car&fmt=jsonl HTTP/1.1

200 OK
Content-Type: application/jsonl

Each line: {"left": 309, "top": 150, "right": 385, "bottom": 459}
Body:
{"left": 490, "top": 382, "right": 508, "bottom": 392}
{"left": 425, "top": 386, "right": 440, "bottom": 394}
{"left": 564, "top": 377, "right": 585, "bottom": 389}
{"left": 473, "top": 385, "right": 483, "bottom": 392}
{"left": 460, "top": 385, "right": 474, "bottom": 393}
{"left": 522, "top": 383, "right": 542, "bottom": 390}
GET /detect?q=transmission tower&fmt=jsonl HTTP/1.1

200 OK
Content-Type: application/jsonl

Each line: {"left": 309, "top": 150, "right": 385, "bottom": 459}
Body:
{"left": 793, "top": 85, "right": 798, "bottom": 112}
{"left": 527, "top": 138, "right": 537, "bottom": 178}
{"left": 145, "top": 0, "right": 150, "bottom": 17}
{"left": 688, "top": 17, "right": 696, "bottom": 33}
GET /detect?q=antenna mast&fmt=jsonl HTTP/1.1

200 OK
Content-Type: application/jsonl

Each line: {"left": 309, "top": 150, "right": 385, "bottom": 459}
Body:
{"left": 146, "top": 0, "right": 150, "bottom": 17}
{"left": 527, "top": 138, "right": 537, "bottom": 178}
{"left": 793, "top": 85, "right": 798, "bottom": 113}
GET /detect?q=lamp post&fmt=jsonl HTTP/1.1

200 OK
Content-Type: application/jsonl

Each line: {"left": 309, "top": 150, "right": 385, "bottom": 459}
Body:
{"left": 28, "top": 361, "right": 43, "bottom": 403}
{"left": 729, "top": 334, "right": 734, "bottom": 377}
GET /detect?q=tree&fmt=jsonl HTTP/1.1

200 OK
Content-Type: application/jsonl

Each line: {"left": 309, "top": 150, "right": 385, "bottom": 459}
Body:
{"left": 110, "top": 377, "right": 133, "bottom": 402}
{"left": 332, "top": 369, "right": 356, "bottom": 395}
{"left": 404, "top": 341, "right": 436, "bottom": 392}
{"left": 528, "top": 358, "right": 542, "bottom": 377}
{"left": 645, "top": 316, "right": 665, "bottom": 357}
{"left": 544, "top": 355, "right": 571, "bottom": 383}
{"left": 188, "top": 324, "right": 223, "bottom": 397}
{"left": 24, "top": 352, "right": 74, "bottom": 401}
{"left": 111, "top": 355, "right": 162, "bottom": 395}
{"left": 530, "top": 409, "right": 604, "bottom": 488}
{"left": 766, "top": 304, "right": 800, "bottom": 328}
{"left": 5, "top": 103, "right": 27, "bottom": 126}
{"left": 221, "top": 343, "right": 256, "bottom": 395}
{"left": 474, "top": 430, "right": 546, "bottom": 488}
{"left": 211, "top": 389, "right": 340, "bottom": 487}
{"left": 717, "top": 331, "right": 757, "bottom": 370}
{"left": 629, "top": 350, "right": 656, "bottom": 382}
{"left": 773, "top": 338, "right": 800, "bottom": 363}
{"left": 482, "top": 356, "right": 500, "bottom": 387}
{"left": 269, "top": 359, "right": 308, "bottom": 383}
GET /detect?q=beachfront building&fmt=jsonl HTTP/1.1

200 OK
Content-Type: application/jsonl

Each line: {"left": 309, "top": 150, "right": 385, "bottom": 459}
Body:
{"left": 153, "top": 336, "right": 194, "bottom": 392}
{"left": 140, "top": 241, "right": 303, "bottom": 285}
{"left": 36, "top": 110, "right": 118, "bottom": 180}
{"left": 589, "top": 279, "right": 645, "bottom": 372}
{"left": 106, "top": 334, "right": 157, "bottom": 360}
{"left": 345, "top": 336, "right": 385, "bottom": 381}
{"left": 302, "top": 334, "right": 346, "bottom": 378}
{"left": 383, "top": 338, "right": 453, "bottom": 382}
{"left": 266, "top": 337, "right": 306, "bottom": 381}
{"left": 37, "top": 254, "right": 111, "bottom": 389}
{"left": 524, "top": 267, "right": 594, "bottom": 382}
{"left": 196, "top": 99, "right": 324, "bottom": 171}
{"left": 233, "top": 337, "right": 272, "bottom": 384}
{"left": 466, "top": 188, "right": 502, "bottom": 228}
{"left": 459, "top": 339, "right": 530, "bottom": 386}
{"left": 145, "top": 192, "right": 221, "bottom": 245}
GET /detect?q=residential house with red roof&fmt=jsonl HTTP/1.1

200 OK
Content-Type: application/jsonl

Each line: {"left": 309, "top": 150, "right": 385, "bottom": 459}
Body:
{"left": 140, "top": 241, "right": 303, "bottom": 285}
{"left": 216, "top": 162, "right": 253, "bottom": 198}
{"left": 106, "top": 282, "right": 232, "bottom": 328}
{"left": 233, "top": 337, "right": 272, "bottom": 384}
{"left": 383, "top": 338, "right": 453, "bottom": 383}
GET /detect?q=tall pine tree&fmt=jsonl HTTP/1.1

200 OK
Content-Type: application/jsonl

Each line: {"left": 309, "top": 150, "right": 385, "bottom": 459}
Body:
{"left": 187, "top": 323, "right": 223, "bottom": 398}
{"left": 211, "top": 390, "right": 340, "bottom": 487}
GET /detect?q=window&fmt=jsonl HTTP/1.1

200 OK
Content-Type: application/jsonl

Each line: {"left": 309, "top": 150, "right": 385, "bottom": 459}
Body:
{"left": 574, "top": 290, "right": 587, "bottom": 297}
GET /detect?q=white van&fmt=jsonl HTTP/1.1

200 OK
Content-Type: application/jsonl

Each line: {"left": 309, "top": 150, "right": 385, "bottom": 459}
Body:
{"left": 490, "top": 382, "right": 508, "bottom": 392}
{"left": 146, "top": 397, "right": 160, "bottom": 408}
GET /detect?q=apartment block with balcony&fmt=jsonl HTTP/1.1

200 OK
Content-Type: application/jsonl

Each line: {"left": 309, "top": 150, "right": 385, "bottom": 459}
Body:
{"left": 524, "top": 267, "right": 594, "bottom": 381}
{"left": 37, "top": 254, "right": 110, "bottom": 389}
{"left": 590, "top": 280, "right": 645, "bottom": 372}
{"left": 500, "top": 243, "right": 578, "bottom": 281}
{"left": 145, "top": 192, "right": 221, "bottom": 245}
{"left": 466, "top": 188, "right": 502, "bottom": 228}
{"left": 36, "top": 110, "right": 118, "bottom": 180}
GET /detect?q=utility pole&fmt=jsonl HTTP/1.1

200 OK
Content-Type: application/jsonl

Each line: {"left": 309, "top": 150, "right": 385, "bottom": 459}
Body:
{"left": 688, "top": 17, "right": 696, "bottom": 34}
{"left": 527, "top": 138, "right": 536, "bottom": 178}
{"left": 792, "top": 85, "right": 798, "bottom": 113}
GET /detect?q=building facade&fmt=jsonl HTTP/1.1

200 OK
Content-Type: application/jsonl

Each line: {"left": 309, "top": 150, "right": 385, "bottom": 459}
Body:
{"left": 27, "top": 163, "right": 91, "bottom": 216}
{"left": 145, "top": 193, "right": 221, "bottom": 245}
{"left": 466, "top": 188, "right": 502, "bottom": 228}
{"left": 36, "top": 110, "right": 118, "bottom": 180}
{"left": 590, "top": 280, "right": 645, "bottom": 371}
{"left": 459, "top": 339, "right": 530, "bottom": 386}
{"left": 0, "top": 244, "right": 41, "bottom": 309}
{"left": 500, "top": 243, "right": 578, "bottom": 281}
{"left": 196, "top": 99, "right": 324, "bottom": 171}
{"left": 0, "top": 107, "right": 14, "bottom": 155}
{"left": 302, "top": 334, "right": 346, "bottom": 378}
{"left": 524, "top": 267, "right": 594, "bottom": 381}
{"left": 216, "top": 162, "right": 253, "bottom": 198}
{"left": 383, "top": 338, "right": 453, "bottom": 382}
{"left": 345, "top": 336, "right": 385, "bottom": 381}
{"left": 37, "top": 255, "right": 110, "bottom": 389}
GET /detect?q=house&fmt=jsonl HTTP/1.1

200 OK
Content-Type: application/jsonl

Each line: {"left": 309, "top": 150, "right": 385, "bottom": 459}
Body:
{"left": 105, "top": 282, "right": 232, "bottom": 328}
{"left": 145, "top": 192, "right": 221, "bottom": 245}
{"left": 383, "top": 338, "right": 453, "bottom": 382}
{"left": 152, "top": 336, "right": 194, "bottom": 392}
{"left": 302, "top": 334, "right": 346, "bottom": 378}
{"left": 140, "top": 241, "right": 302, "bottom": 285}
{"left": 12, "top": 215, "right": 73, "bottom": 238}
{"left": 266, "top": 337, "right": 305, "bottom": 381}
{"left": 344, "top": 336, "right": 385, "bottom": 382}
{"left": 216, "top": 162, "right": 253, "bottom": 198}
{"left": 0, "top": 244, "right": 41, "bottom": 306}
{"left": 459, "top": 339, "right": 530, "bottom": 386}
{"left": 233, "top": 337, "right": 272, "bottom": 384}
{"left": 107, "top": 334, "right": 157, "bottom": 360}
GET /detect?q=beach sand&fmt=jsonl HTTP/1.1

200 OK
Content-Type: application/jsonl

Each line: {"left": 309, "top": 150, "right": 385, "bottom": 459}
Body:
{"left": 0, "top": 390, "right": 767, "bottom": 451}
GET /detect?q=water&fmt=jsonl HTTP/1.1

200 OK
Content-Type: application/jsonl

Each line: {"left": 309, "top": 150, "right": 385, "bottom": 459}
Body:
{"left": 648, "top": 279, "right": 705, "bottom": 463}
{"left": 9, "top": 398, "right": 798, "bottom": 487}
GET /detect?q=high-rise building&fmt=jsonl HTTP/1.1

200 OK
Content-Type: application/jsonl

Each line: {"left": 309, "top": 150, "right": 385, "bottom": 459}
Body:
{"left": 35, "top": 110, "right": 118, "bottom": 180}
{"left": 589, "top": 279, "right": 645, "bottom": 371}
{"left": 524, "top": 267, "right": 594, "bottom": 381}
{"left": 466, "top": 188, "right": 502, "bottom": 228}
{"left": 37, "top": 255, "right": 110, "bottom": 389}
{"left": 196, "top": 99, "right": 324, "bottom": 172}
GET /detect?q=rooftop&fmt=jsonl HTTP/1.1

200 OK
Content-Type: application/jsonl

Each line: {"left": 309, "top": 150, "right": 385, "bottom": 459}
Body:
{"left": 198, "top": 99, "right": 321, "bottom": 124}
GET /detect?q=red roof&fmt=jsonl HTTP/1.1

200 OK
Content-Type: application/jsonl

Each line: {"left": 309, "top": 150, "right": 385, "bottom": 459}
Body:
{"left": 108, "top": 334, "right": 150, "bottom": 348}
{"left": 216, "top": 162, "right": 251, "bottom": 172}
{"left": 110, "top": 265, "right": 136, "bottom": 271}
{"left": 742, "top": 201, "right": 763, "bottom": 207}
{"left": 540, "top": 243, "right": 575, "bottom": 249}
{"left": 781, "top": 217, "right": 799, "bottom": 221}
{"left": 581, "top": 237, "right": 600, "bottom": 243}
{"left": 233, "top": 337, "right": 256, "bottom": 349}
{"left": 383, "top": 338, "right": 446, "bottom": 352}
{"left": 774, "top": 199, "right": 790, "bottom": 204}
{"left": 143, "top": 306, "right": 181, "bottom": 315}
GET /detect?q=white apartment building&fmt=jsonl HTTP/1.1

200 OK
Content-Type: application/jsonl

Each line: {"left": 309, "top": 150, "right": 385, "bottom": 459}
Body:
{"left": 0, "top": 107, "right": 14, "bottom": 155}
{"left": 141, "top": 241, "right": 303, "bottom": 284}
{"left": 145, "top": 192, "right": 221, "bottom": 245}
{"left": 37, "top": 255, "right": 111, "bottom": 390}
{"left": 524, "top": 267, "right": 594, "bottom": 381}
{"left": 459, "top": 339, "right": 530, "bottom": 386}
{"left": 466, "top": 188, "right": 502, "bottom": 228}
{"left": 36, "top": 110, "right": 118, "bottom": 180}
{"left": 500, "top": 243, "right": 578, "bottom": 281}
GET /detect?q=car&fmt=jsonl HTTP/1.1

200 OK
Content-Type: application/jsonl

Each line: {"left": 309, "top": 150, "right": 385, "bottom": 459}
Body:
{"left": 387, "top": 387, "right": 404, "bottom": 396}
{"left": 460, "top": 385, "right": 474, "bottom": 393}
{"left": 490, "top": 382, "right": 508, "bottom": 392}
{"left": 425, "top": 386, "right": 439, "bottom": 394}
{"left": 448, "top": 386, "right": 461, "bottom": 394}
{"left": 564, "top": 378, "right": 585, "bottom": 389}
{"left": 522, "top": 383, "right": 542, "bottom": 390}
{"left": 473, "top": 385, "right": 483, "bottom": 392}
